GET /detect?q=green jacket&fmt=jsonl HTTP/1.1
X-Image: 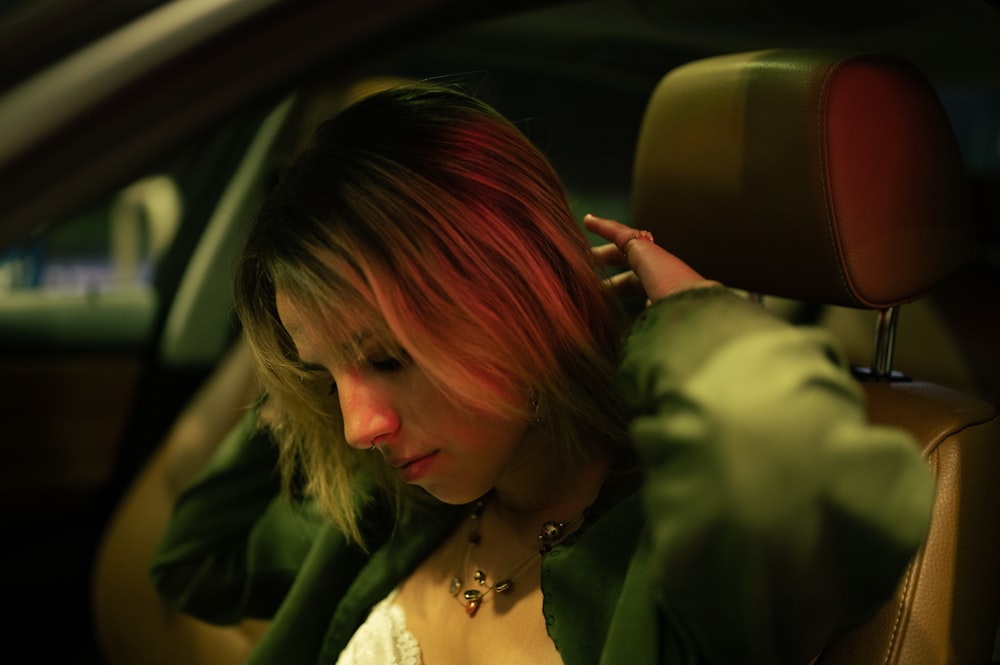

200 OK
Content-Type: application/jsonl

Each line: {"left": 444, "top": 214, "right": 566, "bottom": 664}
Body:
{"left": 151, "top": 289, "right": 934, "bottom": 664}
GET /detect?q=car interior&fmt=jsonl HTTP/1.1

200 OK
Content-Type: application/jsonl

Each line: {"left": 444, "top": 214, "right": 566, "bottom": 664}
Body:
{"left": 632, "top": 48, "right": 1000, "bottom": 663}
{"left": 0, "top": 0, "right": 998, "bottom": 663}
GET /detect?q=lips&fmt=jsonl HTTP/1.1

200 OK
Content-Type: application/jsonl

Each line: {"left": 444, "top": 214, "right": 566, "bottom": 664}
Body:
{"left": 389, "top": 450, "right": 439, "bottom": 482}
{"left": 385, "top": 452, "right": 428, "bottom": 468}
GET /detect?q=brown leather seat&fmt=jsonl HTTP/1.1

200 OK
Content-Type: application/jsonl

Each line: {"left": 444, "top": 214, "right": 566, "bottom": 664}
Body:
{"left": 632, "top": 49, "right": 1000, "bottom": 664}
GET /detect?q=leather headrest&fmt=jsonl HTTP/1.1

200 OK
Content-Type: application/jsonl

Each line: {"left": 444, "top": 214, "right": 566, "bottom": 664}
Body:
{"left": 631, "top": 50, "right": 973, "bottom": 308}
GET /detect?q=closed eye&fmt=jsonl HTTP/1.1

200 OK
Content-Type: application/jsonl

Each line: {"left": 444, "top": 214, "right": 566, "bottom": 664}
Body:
{"left": 369, "top": 355, "right": 404, "bottom": 372}
{"left": 323, "top": 353, "right": 408, "bottom": 396}
{"left": 365, "top": 345, "right": 411, "bottom": 373}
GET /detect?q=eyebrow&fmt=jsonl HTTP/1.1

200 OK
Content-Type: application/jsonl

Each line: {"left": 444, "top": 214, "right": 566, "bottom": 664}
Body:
{"left": 293, "top": 331, "right": 377, "bottom": 373}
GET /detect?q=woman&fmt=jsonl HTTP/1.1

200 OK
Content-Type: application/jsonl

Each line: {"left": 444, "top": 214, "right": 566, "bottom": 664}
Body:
{"left": 151, "top": 83, "right": 934, "bottom": 664}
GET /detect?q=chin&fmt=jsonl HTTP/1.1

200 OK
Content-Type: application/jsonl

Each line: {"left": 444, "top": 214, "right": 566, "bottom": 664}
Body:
{"left": 419, "top": 483, "right": 489, "bottom": 507}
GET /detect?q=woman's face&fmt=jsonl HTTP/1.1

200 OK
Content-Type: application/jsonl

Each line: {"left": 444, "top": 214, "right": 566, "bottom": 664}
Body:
{"left": 276, "top": 291, "right": 533, "bottom": 505}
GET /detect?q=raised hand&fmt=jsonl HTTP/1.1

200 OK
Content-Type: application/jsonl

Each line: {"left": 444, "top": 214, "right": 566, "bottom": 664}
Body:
{"left": 584, "top": 214, "right": 720, "bottom": 304}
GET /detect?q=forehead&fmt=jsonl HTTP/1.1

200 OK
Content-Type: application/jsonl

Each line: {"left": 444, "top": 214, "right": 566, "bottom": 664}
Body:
{"left": 275, "top": 289, "right": 381, "bottom": 365}
{"left": 275, "top": 290, "right": 309, "bottom": 341}
{"left": 275, "top": 291, "right": 321, "bottom": 360}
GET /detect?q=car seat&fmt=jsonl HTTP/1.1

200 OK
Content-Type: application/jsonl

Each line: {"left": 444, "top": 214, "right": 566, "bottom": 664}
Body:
{"left": 631, "top": 49, "right": 1000, "bottom": 664}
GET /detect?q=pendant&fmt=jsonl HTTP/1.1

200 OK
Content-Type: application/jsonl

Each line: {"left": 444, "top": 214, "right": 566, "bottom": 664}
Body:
{"left": 463, "top": 589, "right": 482, "bottom": 617}
{"left": 449, "top": 577, "right": 462, "bottom": 595}
{"left": 493, "top": 578, "right": 512, "bottom": 593}
{"left": 473, "top": 569, "right": 487, "bottom": 586}
{"left": 539, "top": 520, "right": 565, "bottom": 543}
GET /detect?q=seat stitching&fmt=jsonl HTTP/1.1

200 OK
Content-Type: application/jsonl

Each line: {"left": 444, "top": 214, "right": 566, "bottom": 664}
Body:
{"left": 881, "top": 444, "right": 937, "bottom": 665}
{"left": 815, "top": 55, "right": 857, "bottom": 305}
{"left": 882, "top": 550, "right": 918, "bottom": 665}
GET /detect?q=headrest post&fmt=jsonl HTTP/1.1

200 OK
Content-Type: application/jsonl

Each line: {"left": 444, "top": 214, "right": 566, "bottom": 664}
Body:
{"left": 871, "top": 305, "right": 900, "bottom": 379}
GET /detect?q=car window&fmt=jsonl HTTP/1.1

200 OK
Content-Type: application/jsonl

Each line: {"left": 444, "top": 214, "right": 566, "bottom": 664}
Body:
{"left": 939, "top": 85, "right": 1000, "bottom": 175}
{"left": 0, "top": 98, "right": 279, "bottom": 354}
{"left": 0, "top": 174, "right": 178, "bottom": 348}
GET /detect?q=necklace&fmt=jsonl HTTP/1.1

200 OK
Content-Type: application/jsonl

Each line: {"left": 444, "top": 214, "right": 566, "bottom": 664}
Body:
{"left": 449, "top": 498, "right": 582, "bottom": 618}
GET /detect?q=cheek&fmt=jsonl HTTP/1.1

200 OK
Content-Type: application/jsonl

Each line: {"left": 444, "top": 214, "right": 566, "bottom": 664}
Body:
{"left": 403, "top": 365, "right": 528, "bottom": 457}
{"left": 461, "top": 416, "right": 530, "bottom": 462}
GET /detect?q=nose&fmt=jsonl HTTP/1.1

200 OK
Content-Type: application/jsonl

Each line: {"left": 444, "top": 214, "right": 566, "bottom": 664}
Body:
{"left": 335, "top": 367, "right": 399, "bottom": 450}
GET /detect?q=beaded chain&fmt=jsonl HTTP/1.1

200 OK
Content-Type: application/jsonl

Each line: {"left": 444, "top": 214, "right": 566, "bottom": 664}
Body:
{"left": 449, "top": 498, "right": 581, "bottom": 617}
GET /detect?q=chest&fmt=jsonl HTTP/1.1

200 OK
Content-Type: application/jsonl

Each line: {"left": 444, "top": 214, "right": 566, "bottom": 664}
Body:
{"left": 394, "top": 527, "right": 565, "bottom": 665}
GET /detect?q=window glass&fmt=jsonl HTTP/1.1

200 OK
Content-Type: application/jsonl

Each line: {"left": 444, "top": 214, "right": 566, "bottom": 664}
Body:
{"left": 0, "top": 174, "right": 181, "bottom": 348}
{"left": 939, "top": 86, "right": 1000, "bottom": 175}
{"left": 0, "top": 175, "right": 181, "bottom": 293}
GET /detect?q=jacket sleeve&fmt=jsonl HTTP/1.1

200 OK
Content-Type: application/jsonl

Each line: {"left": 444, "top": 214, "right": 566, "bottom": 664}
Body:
{"left": 617, "top": 288, "right": 934, "bottom": 665}
{"left": 149, "top": 408, "right": 324, "bottom": 624}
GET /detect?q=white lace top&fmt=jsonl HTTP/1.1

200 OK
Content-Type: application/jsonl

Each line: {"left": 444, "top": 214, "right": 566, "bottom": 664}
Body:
{"left": 335, "top": 589, "right": 423, "bottom": 665}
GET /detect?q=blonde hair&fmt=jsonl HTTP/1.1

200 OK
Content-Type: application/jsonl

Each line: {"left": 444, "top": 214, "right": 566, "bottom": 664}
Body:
{"left": 235, "top": 83, "right": 627, "bottom": 544}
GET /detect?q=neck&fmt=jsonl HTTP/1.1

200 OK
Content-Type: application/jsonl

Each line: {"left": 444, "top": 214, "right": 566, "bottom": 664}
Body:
{"left": 488, "top": 427, "right": 616, "bottom": 530}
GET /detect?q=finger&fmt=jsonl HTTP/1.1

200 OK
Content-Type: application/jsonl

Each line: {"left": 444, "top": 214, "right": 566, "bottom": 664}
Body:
{"left": 604, "top": 270, "right": 647, "bottom": 300}
{"left": 584, "top": 214, "right": 647, "bottom": 251}
{"left": 584, "top": 214, "right": 655, "bottom": 267}
{"left": 620, "top": 230, "right": 655, "bottom": 268}
{"left": 590, "top": 242, "right": 628, "bottom": 268}
{"left": 584, "top": 213, "right": 628, "bottom": 245}
{"left": 586, "top": 213, "right": 719, "bottom": 301}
